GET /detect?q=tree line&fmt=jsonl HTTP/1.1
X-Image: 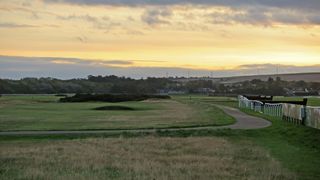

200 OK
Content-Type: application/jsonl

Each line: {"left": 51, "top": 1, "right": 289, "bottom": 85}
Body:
{"left": 0, "top": 76, "right": 171, "bottom": 94}
{"left": 0, "top": 75, "right": 319, "bottom": 96}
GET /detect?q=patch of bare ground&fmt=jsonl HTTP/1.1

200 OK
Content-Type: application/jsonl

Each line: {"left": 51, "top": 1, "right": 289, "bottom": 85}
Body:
{"left": 0, "top": 137, "right": 295, "bottom": 180}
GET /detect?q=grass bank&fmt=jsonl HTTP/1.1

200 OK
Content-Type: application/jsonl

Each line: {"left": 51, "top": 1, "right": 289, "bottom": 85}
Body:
{"left": 189, "top": 95, "right": 320, "bottom": 179}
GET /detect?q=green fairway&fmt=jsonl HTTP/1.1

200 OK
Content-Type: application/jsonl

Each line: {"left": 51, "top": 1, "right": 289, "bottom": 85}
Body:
{"left": 0, "top": 95, "right": 235, "bottom": 131}
{"left": 174, "top": 95, "right": 239, "bottom": 108}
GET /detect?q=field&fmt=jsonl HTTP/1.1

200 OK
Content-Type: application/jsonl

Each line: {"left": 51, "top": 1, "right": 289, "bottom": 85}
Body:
{"left": 1, "top": 95, "right": 320, "bottom": 179}
{"left": 0, "top": 95, "right": 235, "bottom": 131}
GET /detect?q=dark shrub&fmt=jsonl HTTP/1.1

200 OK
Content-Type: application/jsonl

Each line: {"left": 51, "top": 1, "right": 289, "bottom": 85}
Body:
{"left": 93, "top": 106, "right": 135, "bottom": 111}
{"left": 59, "top": 93, "right": 171, "bottom": 103}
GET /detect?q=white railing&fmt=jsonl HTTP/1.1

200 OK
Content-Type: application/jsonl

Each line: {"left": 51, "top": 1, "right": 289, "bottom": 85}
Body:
{"left": 264, "top": 103, "right": 283, "bottom": 117}
{"left": 238, "top": 95, "right": 320, "bottom": 129}
{"left": 238, "top": 95, "right": 267, "bottom": 113}
{"left": 252, "top": 100, "right": 264, "bottom": 113}
{"left": 305, "top": 106, "right": 320, "bottom": 129}
{"left": 238, "top": 95, "right": 251, "bottom": 109}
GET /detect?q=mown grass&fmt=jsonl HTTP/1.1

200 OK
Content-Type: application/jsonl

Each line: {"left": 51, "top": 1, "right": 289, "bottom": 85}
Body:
{"left": 0, "top": 137, "right": 294, "bottom": 180}
{"left": 173, "top": 96, "right": 235, "bottom": 126}
{"left": 174, "top": 95, "right": 239, "bottom": 108}
{"left": 0, "top": 95, "right": 235, "bottom": 131}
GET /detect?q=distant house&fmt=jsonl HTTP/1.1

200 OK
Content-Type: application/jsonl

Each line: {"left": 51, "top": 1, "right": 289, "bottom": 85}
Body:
{"left": 195, "top": 88, "right": 215, "bottom": 94}
{"left": 168, "top": 90, "right": 187, "bottom": 95}
{"left": 158, "top": 89, "right": 187, "bottom": 95}
{"left": 286, "top": 88, "right": 319, "bottom": 96}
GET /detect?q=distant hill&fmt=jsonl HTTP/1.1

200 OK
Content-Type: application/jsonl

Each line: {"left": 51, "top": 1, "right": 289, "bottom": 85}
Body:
{"left": 216, "top": 72, "right": 320, "bottom": 84}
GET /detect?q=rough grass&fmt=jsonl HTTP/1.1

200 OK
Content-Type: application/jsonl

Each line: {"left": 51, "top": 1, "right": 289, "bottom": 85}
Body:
{"left": 0, "top": 137, "right": 294, "bottom": 180}
{"left": 0, "top": 95, "right": 235, "bottom": 131}
{"left": 172, "top": 95, "right": 320, "bottom": 179}
{"left": 237, "top": 110, "right": 320, "bottom": 180}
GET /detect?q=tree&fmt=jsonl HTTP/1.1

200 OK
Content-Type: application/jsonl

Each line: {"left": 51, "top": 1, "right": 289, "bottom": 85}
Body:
{"left": 267, "top": 77, "right": 274, "bottom": 83}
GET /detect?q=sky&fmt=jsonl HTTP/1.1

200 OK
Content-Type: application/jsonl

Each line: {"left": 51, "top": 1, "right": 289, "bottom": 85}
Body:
{"left": 0, "top": 0, "right": 319, "bottom": 79}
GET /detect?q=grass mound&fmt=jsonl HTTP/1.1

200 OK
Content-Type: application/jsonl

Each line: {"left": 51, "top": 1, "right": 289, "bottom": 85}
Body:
{"left": 59, "top": 93, "right": 171, "bottom": 103}
{"left": 93, "top": 106, "right": 135, "bottom": 111}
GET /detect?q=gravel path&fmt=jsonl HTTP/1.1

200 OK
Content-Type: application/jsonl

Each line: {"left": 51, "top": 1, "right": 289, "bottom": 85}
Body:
{"left": 0, "top": 105, "right": 271, "bottom": 136}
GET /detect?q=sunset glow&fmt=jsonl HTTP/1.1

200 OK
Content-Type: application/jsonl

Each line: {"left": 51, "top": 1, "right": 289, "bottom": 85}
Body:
{"left": 0, "top": 0, "right": 320, "bottom": 78}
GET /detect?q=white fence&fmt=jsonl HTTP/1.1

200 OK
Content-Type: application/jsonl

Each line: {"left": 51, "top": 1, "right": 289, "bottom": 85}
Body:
{"left": 238, "top": 95, "right": 320, "bottom": 129}
{"left": 305, "top": 107, "right": 320, "bottom": 129}
{"left": 264, "top": 103, "right": 283, "bottom": 117}
{"left": 238, "top": 95, "right": 282, "bottom": 117}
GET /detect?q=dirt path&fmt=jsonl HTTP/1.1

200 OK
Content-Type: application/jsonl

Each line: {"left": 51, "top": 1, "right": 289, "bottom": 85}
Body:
{"left": 0, "top": 106, "right": 271, "bottom": 136}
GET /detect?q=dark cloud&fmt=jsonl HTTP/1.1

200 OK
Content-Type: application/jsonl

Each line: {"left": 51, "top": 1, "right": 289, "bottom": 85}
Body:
{"left": 44, "top": 1, "right": 320, "bottom": 26}
{"left": 0, "top": 6, "right": 59, "bottom": 17}
{"left": 206, "top": 6, "right": 320, "bottom": 26}
{"left": 99, "top": 60, "right": 133, "bottom": 65}
{"left": 141, "top": 8, "right": 172, "bottom": 25}
{"left": 1, "top": 55, "right": 319, "bottom": 79}
{"left": 237, "top": 63, "right": 320, "bottom": 75}
{"left": 57, "top": 14, "right": 99, "bottom": 22}
{"left": 0, "top": 23, "right": 37, "bottom": 28}
{"left": 75, "top": 36, "right": 88, "bottom": 43}
{"left": 207, "top": 7, "right": 272, "bottom": 26}
{"left": 0, "top": 55, "right": 133, "bottom": 67}
{"left": 56, "top": 14, "right": 121, "bottom": 30}
{"left": 0, "top": 23, "right": 59, "bottom": 29}
{"left": 44, "top": 0, "right": 320, "bottom": 11}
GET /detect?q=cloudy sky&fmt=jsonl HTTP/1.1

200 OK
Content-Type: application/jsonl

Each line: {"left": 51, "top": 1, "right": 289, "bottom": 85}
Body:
{"left": 0, "top": 0, "right": 319, "bottom": 79}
